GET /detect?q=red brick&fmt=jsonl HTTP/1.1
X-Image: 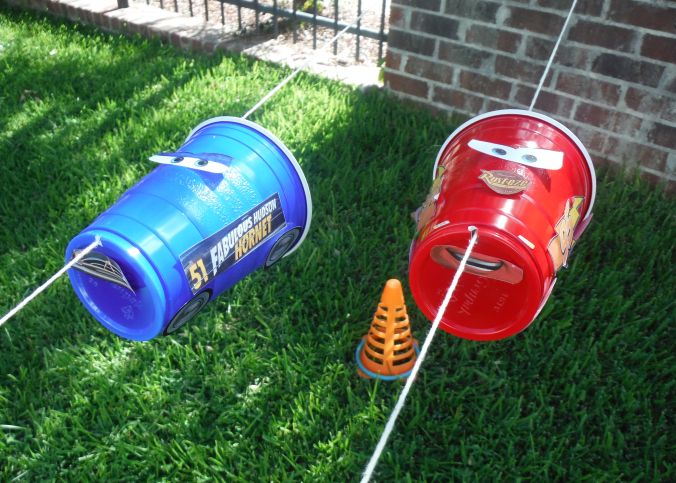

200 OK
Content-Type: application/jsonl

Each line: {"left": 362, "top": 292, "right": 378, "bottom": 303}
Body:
{"left": 624, "top": 87, "right": 676, "bottom": 124}
{"left": 145, "top": 26, "right": 159, "bottom": 40}
{"left": 534, "top": 0, "right": 603, "bottom": 16}
{"left": 515, "top": 85, "right": 575, "bottom": 117}
{"left": 65, "top": 5, "right": 78, "bottom": 20}
{"left": 47, "top": 2, "right": 63, "bottom": 14}
{"left": 465, "top": 24, "right": 521, "bottom": 53}
{"left": 439, "top": 41, "right": 492, "bottom": 68}
{"left": 590, "top": 155, "right": 616, "bottom": 170}
{"left": 537, "top": 92, "right": 575, "bottom": 118}
{"left": 575, "top": 127, "right": 607, "bottom": 154}
{"left": 647, "top": 123, "right": 676, "bottom": 150}
{"left": 557, "top": 45, "right": 592, "bottom": 70}
{"left": 193, "top": 39, "right": 205, "bottom": 53}
{"left": 604, "top": 138, "right": 668, "bottom": 172}
{"left": 485, "top": 99, "right": 513, "bottom": 112}
{"left": 504, "top": 7, "right": 565, "bottom": 35}
{"left": 392, "top": 0, "right": 441, "bottom": 12}
{"left": 170, "top": 32, "right": 182, "bottom": 48}
{"left": 411, "top": 11, "right": 459, "bottom": 39}
{"left": 99, "top": 13, "right": 112, "bottom": 31}
{"left": 668, "top": 156, "right": 675, "bottom": 177}
{"left": 201, "top": 40, "right": 219, "bottom": 54}
{"left": 667, "top": 75, "right": 676, "bottom": 95}
{"left": 495, "top": 55, "right": 550, "bottom": 85}
{"left": 445, "top": 0, "right": 500, "bottom": 22}
{"left": 609, "top": 0, "right": 676, "bottom": 34}
{"left": 405, "top": 56, "right": 454, "bottom": 83}
{"left": 569, "top": 19, "right": 636, "bottom": 53}
{"left": 591, "top": 53, "right": 664, "bottom": 88}
{"left": 385, "top": 72, "right": 430, "bottom": 99}
{"left": 525, "top": 36, "right": 555, "bottom": 61}
{"left": 110, "top": 16, "right": 121, "bottom": 30}
{"left": 639, "top": 170, "right": 665, "bottom": 188}
{"left": 575, "top": 103, "right": 642, "bottom": 133}
{"left": 459, "top": 70, "right": 512, "bottom": 99}
{"left": 556, "top": 72, "right": 622, "bottom": 106}
{"left": 668, "top": 181, "right": 676, "bottom": 197}
{"left": 77, "top": 7, "right": 87, "bottom": 22}
{"left": 159, "top": 30, "right": 170, "bottom": 43}
{"left": 389, "top": 6, "right": 406, "bottom": 29}
{"left": 638, "top": 171, "right": 675, "bottom": 196}
{"left": 388, "top": 29, "right": 436, "bottom": 57}
{"left": 413, "top": 101, "right": 452, "bottom": 118}
{"left": 385, "top": 50, "right": 403, "bottom": 71}
{"left": 181, "top": 36, "right": 194, "bottom": 51}
{"left": 433, "top": 86, "right": 484, "bottom": 113}
{"left": 641, "top": 34, "right": 676, "bottom": 64}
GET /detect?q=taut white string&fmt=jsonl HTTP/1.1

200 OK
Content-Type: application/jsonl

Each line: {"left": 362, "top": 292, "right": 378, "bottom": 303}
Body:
{"left": 529, "top": 0, "right": 578, "bottom": 111}
{"left": 360, "top": 226, "right": 479, "bottom": 483}
{"left": 0, "top": 237, "right": 101, "bottom": 329}
{"left": 242, "top": 10, "right": 368, "bottom": 119}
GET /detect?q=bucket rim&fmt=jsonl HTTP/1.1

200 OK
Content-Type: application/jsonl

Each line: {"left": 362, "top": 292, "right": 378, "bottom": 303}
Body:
{"left": 186, "top": 116, "right": 312, "bottom": 257}
{"left": 66, "top": 231, "right": 167, "bottom": 341}
{"left": 432, "top": 109, "right": 596, "bottom": 220}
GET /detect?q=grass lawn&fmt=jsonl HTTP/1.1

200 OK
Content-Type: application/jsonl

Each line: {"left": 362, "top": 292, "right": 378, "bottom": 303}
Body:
{"left": 0, "top": 6, "right": 674, "bottom": 481}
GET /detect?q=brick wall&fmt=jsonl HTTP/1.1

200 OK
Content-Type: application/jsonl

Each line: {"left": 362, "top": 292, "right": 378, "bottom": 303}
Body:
{"left": 385, "top": 0, "right": 675, "bottom": 189}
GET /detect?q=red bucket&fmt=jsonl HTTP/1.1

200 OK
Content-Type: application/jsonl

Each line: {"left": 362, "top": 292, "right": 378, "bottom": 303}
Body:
{"left": 409, "top": 110, "right": 596, "bottom": 341}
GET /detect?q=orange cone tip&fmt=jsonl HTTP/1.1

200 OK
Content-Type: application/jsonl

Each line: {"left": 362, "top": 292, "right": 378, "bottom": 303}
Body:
{"left": 356, "top": 279, "right": 419, "bottom": 381}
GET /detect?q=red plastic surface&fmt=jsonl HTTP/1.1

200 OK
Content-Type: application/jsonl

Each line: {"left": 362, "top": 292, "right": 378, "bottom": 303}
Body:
{"left": 409, "top": 110, "right": 595, "bottom": 341}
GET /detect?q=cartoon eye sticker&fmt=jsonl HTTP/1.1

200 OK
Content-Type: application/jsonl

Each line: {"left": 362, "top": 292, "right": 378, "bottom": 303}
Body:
{"left": 468, "top": 139, "right": 563, "bottom": 170}
{"left": 149, "top": 154, "right": 229, "bottom": 174}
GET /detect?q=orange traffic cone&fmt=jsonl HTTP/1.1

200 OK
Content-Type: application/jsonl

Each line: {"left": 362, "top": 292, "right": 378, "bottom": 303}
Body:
{"left": 356, "top": 279, "right": 419, "bottom": 380}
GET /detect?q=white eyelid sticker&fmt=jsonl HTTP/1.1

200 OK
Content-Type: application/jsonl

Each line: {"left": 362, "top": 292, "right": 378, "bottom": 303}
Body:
{"left": 149, "top": 154, "right": 228, "bottom": 174}
{"left": 468, "top": 139, "right": 563, "bottom": 170}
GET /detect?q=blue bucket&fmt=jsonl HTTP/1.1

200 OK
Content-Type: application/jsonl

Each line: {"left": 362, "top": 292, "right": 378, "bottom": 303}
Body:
{"left": 65, "top": 117, "right": 312, "bottom": 341}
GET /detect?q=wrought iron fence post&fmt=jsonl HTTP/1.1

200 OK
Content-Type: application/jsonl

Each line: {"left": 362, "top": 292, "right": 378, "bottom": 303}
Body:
{"left": 148, "top": 1, "right": 387, "bottom": 61}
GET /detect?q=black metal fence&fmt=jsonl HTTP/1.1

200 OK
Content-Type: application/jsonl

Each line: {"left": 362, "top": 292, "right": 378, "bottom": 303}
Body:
{"left": 132, "top": 0, "right": 388, "bottom": 62}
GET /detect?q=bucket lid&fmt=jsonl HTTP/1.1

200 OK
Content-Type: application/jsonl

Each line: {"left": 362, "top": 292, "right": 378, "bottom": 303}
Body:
{"left": 432, "top": 109, "right": 596, "bottom": 221}
{"left": 185, "top": 116, "right": 313, "bottom": 258}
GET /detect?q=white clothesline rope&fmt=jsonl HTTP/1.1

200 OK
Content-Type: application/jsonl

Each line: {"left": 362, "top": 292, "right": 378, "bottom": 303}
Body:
{"left": 242, "top": 9, "right": 369, "bottom": 120}
{"left": 529, "top": 0, "right": 578, "bottom": 111}
{"left": 361, "top": 0, "right": 579, "bottom": 478}
{"left": 0, "top": 237, "right": 101, "bottom": 329}
{"left": 360, "top": 227, "right": 479, "bottom": 483}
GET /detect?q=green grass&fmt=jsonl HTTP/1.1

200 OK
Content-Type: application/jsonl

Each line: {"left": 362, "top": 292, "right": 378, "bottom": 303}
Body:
{"left": 0, "top": 6, "right": 674, "bottom": 481}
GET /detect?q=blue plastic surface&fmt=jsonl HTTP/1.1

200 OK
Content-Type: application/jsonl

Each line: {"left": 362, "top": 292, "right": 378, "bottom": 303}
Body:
{"left": 66, "top": 117, "right": 312, "bottom": 341}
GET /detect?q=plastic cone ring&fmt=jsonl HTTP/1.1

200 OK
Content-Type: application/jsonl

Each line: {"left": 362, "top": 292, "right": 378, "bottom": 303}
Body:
{"left": 356, "top": 279, "right": 419, "bottom": 380}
